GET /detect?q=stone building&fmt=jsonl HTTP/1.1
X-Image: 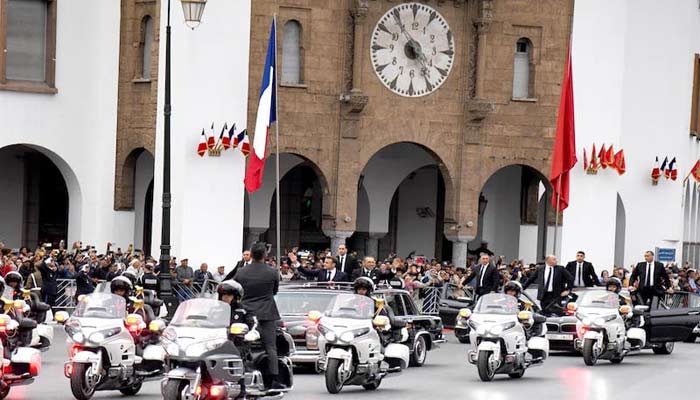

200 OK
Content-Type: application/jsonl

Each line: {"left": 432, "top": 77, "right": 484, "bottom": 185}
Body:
{"left": 244, "top": 0, "right": 574, "bottom": 266}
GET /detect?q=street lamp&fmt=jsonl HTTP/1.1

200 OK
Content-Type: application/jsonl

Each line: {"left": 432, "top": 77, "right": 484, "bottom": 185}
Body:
{"left": 159, "top": 0, "right": 207, "bottom": 317}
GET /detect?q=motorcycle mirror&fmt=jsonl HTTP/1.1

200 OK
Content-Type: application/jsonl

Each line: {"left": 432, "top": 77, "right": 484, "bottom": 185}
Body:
{"left": 230, "top": 323, "right": 250, "bottom": 336}
{"left": 458, "top": 308, "right": 472, "bottom": 319}
{"left": 307, "top": 310, "right": 322, "bottom": 322}
{"left": 54, "top": 311, "right": 70, "bottom": 324}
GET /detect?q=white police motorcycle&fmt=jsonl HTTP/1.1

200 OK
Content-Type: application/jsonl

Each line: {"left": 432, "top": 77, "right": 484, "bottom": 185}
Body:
{"left": 313, "top": 294, "right": 410, "bottom": 394}
{"left": 464, "top": 293, "right": 549, "bottom": 381}
{"left": 161, "top": 298, "right": 294, "bottom": 399}
{"left": 571, "top": 290, "right": 646, "bottom": 365}
{"left": 62, "top": 293, "right": 167, "bottom": 400}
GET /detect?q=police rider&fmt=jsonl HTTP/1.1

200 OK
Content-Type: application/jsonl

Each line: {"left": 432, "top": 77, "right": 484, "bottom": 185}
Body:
{"left": 605, "top": 277, "right": 626, "bottom": 307}
{"left": 503, "top": 281, "right": 528, "bottom": 311}
{"left": 352, "top": 277, "right": 405, "bottom": 343}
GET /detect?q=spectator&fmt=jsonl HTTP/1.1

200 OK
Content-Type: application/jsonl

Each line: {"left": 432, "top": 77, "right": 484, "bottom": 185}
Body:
{"left": 175, "top": 258, "right": 194, "bottom": 287}
{"left": 212, "top": 265, "right": 227, "bottom": 282}
{"left": 194, "top": 263, "right": 213, "bottom": 284}
{"left": 75, "top": 264, "right": 95, "bottom": 299}
{"left": 39, "top": 257, "right": 59, "bottom": 310}
{"left": 600, "top": 270, "right": 610, "bottom": 285}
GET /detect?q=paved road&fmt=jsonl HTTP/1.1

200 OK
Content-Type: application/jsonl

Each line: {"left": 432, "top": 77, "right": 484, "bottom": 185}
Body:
{"left": 11, "top": 328, "right": 700, "bottom": 399}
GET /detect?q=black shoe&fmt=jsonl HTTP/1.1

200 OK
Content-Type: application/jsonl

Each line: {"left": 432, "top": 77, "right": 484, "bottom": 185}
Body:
{"left": 269, "top": 380, "right": 286, "bottom": 391}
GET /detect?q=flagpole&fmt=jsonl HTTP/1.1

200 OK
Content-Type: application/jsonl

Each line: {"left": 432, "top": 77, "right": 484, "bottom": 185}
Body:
{"left": 273, "top": 14, "right": 281, "bottom": 266}
{"left": 553, "top": 179, "right": 561, "bottom": 257}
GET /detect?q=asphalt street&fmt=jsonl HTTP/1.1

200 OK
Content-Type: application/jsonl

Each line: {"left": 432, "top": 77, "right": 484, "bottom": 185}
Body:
{"left": 11, "top": 328, "right": 699, "bottom": 400}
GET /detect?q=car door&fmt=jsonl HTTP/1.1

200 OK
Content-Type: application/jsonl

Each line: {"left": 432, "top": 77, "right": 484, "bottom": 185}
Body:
{"left": 403, "top": 293, "right": 440, "bottom": 334}
{"left": 646, "top": 292, "right": 700, "bottom": 342}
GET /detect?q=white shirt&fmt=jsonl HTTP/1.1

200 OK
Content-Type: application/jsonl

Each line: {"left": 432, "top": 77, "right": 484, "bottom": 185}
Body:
{"left": 212, "top": 271, "right": 226, "bottom": 282}
{"left": 326, "top": 268, "right": 336, "bottom": 281}
{"left": 544, "top": 265, "right": 554, "bottom": 292}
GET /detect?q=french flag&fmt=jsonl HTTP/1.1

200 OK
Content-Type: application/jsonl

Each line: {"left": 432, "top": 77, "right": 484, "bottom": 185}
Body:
{"left": 245, "top": 18, "right": 276, "bottom": 193}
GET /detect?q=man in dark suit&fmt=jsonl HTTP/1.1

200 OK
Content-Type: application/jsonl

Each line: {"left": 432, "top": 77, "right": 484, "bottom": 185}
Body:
{"left": 351, "top": 256, "right": 394, "bottom": 284}
{"left": 523, "top": 255, "right": 573, "bottom": 312}
{"left": 234, "top": 243, "right": 285, "bottom": 390}
{"left": 565, "top": 251, "right": 600, "bottom": 287}
{"left": 223, "top": 250, "right": 252, "bottom": 281}
{"left": 470, "top": 254, "right": 501, "bottom": 297}
{"left": 629, "top": 250, "right": 673, "bottom": 306}
{"left": 336, "top": 244, "right": 358, "bottom": 276}
{"left": 293, "top": 254, "right": 348, "bottom": 282}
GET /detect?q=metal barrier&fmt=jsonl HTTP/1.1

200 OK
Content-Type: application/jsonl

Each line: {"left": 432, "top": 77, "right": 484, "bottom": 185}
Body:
{"left": 55, "top": 279, "right": 78, "bottom": 310}
{"left": 419, "top": 286, "right": 442, "bottom": 315}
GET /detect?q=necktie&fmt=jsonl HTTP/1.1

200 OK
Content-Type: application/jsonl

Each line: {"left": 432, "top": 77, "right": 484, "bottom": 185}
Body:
{"left": 577, "top": 263, "right": 583, "bottom": 286}
{"left": 545, "top": 267, "right": 553, "bottom": 292}
{"left": 326, "top": 270, "right": 331, "bottom": 281}
{"left": 479, "top": 265, "right": 487, "bottom": 287}
{"left": 645, "top": 263, "right": 651, "bottom": 287}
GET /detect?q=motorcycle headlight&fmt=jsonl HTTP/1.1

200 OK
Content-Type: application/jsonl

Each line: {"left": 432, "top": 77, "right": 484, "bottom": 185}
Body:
{"left": 72, "top": 332, "right": 85, "bottom": 344}
{"left": 339, "top": 331, "right": 354, "bottom": 343}
{"left": 324, "top": 331, "right": 337, "bottom": 342}
{"left": 489, "top": 325, "right": 503, "bottom": 336}
{"left": 163, "top": 327, "right": 177, "bottom": 341}
{"left": 594, "top": 317, "right": 605, "bottom": 326}
{"left": 185, "top": 338, "right": 228, "bottom": 357}
{"left": 88, "top": 327, "right": 121, "bottom": 343}
{"left": 476, "top": 325, "right": 487, "bottom": 335}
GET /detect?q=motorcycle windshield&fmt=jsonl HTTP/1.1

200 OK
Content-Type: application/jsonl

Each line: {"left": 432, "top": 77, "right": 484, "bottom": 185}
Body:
{"left": 72, "top": 293, "right": 127, "bottom": 319}
{"left": 324, "top": 294, "right": 375, "bottom": 319}
{"left": 474, "top": 293, "right": 520, "bottom": 315}
{"left": 170, "top": 298, "right": 231, "bottom": 328}
{"left": 577, "top": 290, "right": 619, "bottom": 309}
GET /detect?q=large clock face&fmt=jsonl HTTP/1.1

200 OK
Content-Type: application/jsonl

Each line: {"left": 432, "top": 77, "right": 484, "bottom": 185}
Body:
{"left": 370, "top": 3, "right": 455, "bottom": 97}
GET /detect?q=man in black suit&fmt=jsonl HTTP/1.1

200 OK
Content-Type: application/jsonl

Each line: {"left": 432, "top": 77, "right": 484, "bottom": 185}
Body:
{"left": 292, "top": 254, "right": 348, "bottom": 282}
{"left": 223, "top": 250, "right": 252, "bottom": 281}
{"left": 565, "top": 251, "right": 600, "bottom": 287}
{"left": 336, "top": 244, "right": 358, "bottom": 276}
{"left": 234, "top": 243, "right": 285, "bottom": 390}
{"left": 470, "top": 254, "right": 501, "bottom": 297}
{"left": 629, "top": 250, "right": 673, "bottom": 306}
{"left": 351, "top": 256, "right": 394, "bottom": 284}
{"left": 523, "top": 255, "right": 573, "bottom": 312}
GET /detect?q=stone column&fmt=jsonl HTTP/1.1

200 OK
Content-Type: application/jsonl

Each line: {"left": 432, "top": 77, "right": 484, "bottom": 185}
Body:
{"left": 246, "top": 227, "right": 268, "bottom": 250}
{"left": 446, "top": 234, "right": 475, "bottom": 269}
{"left": 365, "top": 232, "right": 386, "bottom": 259}
{"left": 350, "top": 3, "right": 368, "bottom": 92}
{"left": 324, "top": 230, "right": 355, "bottom": 255}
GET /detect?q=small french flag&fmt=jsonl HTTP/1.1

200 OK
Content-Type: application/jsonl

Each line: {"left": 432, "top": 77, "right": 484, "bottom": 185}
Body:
{"left": 207, "top": 122, "right": 216, "bottom": 150}
{"left": 196, "top": 129, "right": 207, "bottom": 157}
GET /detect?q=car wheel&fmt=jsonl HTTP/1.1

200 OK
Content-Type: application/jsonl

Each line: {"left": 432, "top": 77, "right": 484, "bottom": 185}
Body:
{"left": 653, "top": 342, "right": 674, "bottom": 355}
{"left": 683, "top": 334, "right": 697, "bottom": 343}
{"left": 410, "top": 335, "right": 427, "bottom": 367}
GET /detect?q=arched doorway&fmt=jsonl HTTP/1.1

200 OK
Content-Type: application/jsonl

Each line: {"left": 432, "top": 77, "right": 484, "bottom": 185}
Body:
{"left": 475, "top": 164, "right": 553, "bottom": 264}
{"left": 352, "top": 142, "right": 451, "bottom": 261}
{"left": 0, "top": 144, "right": 80, "bottom": 249}
{"left": 122, "top": 149, "right": 154, "bottom": 256}
{"left": 244, "top": 153, "right": 329, "bottom": 252}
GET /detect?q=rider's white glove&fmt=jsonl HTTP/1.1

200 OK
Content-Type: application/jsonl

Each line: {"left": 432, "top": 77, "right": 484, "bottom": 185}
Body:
{"left": 244, "top": 329, "right": 260, "bottom": 342}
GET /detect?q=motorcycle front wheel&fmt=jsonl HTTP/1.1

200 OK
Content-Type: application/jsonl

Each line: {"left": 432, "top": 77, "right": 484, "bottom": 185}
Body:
{"left": 325, "top": 358, "right": 345, "bottom": 394}
{"left": 583, "top": 339, "right": 598, "bottom": 366}
{"left": 162, "top": 379, "right": 188, "bottom": 400}
{"left": 70, "top": 363, "right": 97, "bottom": 400}
{"left": 119, "top": 382, "right": 142, "bottom": 396}
{"left": 477, "top": 350, "right": 496, "bottom": 382}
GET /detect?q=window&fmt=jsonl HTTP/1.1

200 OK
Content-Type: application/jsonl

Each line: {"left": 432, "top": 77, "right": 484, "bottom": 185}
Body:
{"left": 140, "top": 16, "right": 154, "bottom": 80}
{"left": 0, "top": 0, "right": 57, "bottom": 93}
{"left": 402, "top": 294, "right": 417, "bottom": 315}
{"left": 385, "top": 294, "right": 406, "bottom": 316}
{"left": 690, "top": 54, "right": 700, "bottom": 136}
{"left": 512, "top": 38, "right": 532, "bottom": 99}
{"left": 281, "top": 20, "right": 302, "bottom": 85}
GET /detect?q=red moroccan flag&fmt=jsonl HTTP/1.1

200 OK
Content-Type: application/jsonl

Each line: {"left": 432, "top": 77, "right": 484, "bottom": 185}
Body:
{"left": 605, "top": 145, "right": 615, "bottom": 167}
{"left": 590, "top": 143, "right": 598, "bottom": 169}
{"left": 582, "top": 147, "right": 588, "bottom": 171}
{"left": 613, "top": 150, "right": 626, "bottom": 175}
{"left": 599, "top": 144, "right": 607, "bottom": 169}
{"left": 549, "top": 47, "right": 577, "bottom": 212}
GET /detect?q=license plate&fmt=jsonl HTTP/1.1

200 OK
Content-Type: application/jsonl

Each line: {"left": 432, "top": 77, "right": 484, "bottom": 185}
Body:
{"left": 547, "top": 333, "right": 574, "bottom": 341}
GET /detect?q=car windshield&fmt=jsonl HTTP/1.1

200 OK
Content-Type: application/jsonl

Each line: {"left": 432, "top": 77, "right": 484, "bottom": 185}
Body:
{"left": 72, "top": 293, "right": 126, "bottom": 319}
{"left": 170, "top": 299, "right": 231, "bottom": 328}
{"left": 276, "top": 292, "right": 337, "bottom": 315}
{"left": 474, "top": 293, "right": 519, "bottom": 315}
{"left": 324, "top": 294, "right": 375, "bottom": 319}
{"left": 577, "top": 291, "right": 619, "bottom": 309}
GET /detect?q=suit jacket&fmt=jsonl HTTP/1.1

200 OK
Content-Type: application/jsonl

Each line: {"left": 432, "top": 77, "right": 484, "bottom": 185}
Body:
{"left": 336, "top": 254, "right": 358, "bottom": 276}
{"left": 471, "top": 263, "right": 500, "bottom": 293}
{"left": 298, "top": 266, "right": 348, "bottom": 282}
{"left": 630, "top": 261, "right": 670, "bottom": 291}
{"left": 351, "top": 267, "right": 394, "bottom": 284}
{"left": 523, "top": 265, "right": 572, "bottom": 300}
{"left": 223, "top": 259, "right": 249, "bottom": 281}
{"left": 565, "top": 261, "right": 600, "bottom": 287}
{"left": 234, "top": 261, "right": 280, "bottom": 321}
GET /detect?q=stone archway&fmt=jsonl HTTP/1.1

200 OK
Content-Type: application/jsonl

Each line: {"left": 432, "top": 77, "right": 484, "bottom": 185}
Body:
{"left": 352, "top": 142, "right": 454, "bottom": 261}
{"left": 243, "top": 153, "right": 330, "bottom": 251}
{"left": 475, "top": 164, "right": 553, "bottom": 265}
{"left": 0, "top": 144, "right": 82, "bottom": 248}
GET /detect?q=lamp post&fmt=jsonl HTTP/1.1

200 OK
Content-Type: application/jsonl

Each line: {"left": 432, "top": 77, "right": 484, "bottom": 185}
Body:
{"left": 159, "top": 0, "right": 207, "bottom": 316}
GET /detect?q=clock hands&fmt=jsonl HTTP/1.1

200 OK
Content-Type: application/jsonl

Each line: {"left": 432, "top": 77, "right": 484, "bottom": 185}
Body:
{"left": 391, "top": 11, "right": 431, "bottom": 78}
